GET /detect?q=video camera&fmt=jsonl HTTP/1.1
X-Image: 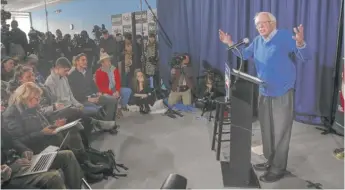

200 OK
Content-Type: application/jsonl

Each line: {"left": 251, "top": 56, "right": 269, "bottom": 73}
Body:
{"left": 201, "top": 60, "right": 223, "bottom": 84}
{"left": 1, "top": 0, "right": 11, "bottom": 23}
{"left": 169, "top": 53, "right": 188, "bottom": 69}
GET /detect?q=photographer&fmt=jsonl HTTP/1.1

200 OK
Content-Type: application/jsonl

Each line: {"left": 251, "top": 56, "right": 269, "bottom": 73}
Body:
{"left": 61, "top": 34, "right": 74, "bottom": 62}
{"left": 8, "top": 20, "right": 28, "bottom": 57}
{"left": 168, "top": 54, "right": 194, "bottom": 106}
{"left": 28, "top": 28, "right": 44, "bottom": 56}
{"left": 75, "top": 31, "right": 97, "bottom": 70}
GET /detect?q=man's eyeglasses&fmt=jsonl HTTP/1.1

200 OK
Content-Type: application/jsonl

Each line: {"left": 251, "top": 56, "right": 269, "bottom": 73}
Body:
{"left": 255, "top": 21, "right": 272, "bottom": 28}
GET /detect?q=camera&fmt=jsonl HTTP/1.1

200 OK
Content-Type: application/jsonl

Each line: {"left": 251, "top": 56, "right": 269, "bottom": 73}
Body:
{"left": 1, "top": 9, "right": 11, "bottom": 23}
{"left": 169, "top": 53, "right": 188, "bottom": 68}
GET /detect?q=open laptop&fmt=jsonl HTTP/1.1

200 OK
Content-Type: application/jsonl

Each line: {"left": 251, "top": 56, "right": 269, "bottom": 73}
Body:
{"left": 13, "top": 127, "right": 72, "bottom": 178}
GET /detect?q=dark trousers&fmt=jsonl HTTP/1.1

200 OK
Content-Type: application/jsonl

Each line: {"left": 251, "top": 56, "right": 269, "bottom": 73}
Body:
{"left": 7, "top": 150, "right": 83, "bottom": 189}
{"left": 133, "top": 93, "right": 155, "bottom": 107}
{"left": 82, "top": 95, "right": 118, "bottom": 121}
{"left": 48, "top": 107, "right": 94, "bottom": 147}
{"left": 258, "top": 89, "right": 294, "bottom": 174}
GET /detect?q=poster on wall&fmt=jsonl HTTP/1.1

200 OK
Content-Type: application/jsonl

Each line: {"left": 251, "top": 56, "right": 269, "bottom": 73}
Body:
{"left": 111, "top": 14, "right": 122, "bottom": 26}
{"left": 148, "top": 23, "right": 157, "bottom": 34}
{"left": 111, "top": 9, "right": 157, "bottom": 36}
{"left": 136, "top": 23, "right": 148, "bottom": 36}
{"left": 147, "top": 9, "right": 157, "bottom": 23}
{"left": 135, "top": 11, "right": 147, "bottom": 24}
{"left": 123, "top": 25, "right": 132, "bottom": 34}
{"left": 122, "top": 12, "right": 132, "bottom": 26}
{"left": 112, "top": 25, "right": 123, "bottom": 35}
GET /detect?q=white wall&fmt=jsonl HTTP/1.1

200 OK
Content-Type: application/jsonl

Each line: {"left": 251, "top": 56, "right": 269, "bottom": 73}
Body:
{"left": 6, "top": 12, "right": 32, "bottom": 39}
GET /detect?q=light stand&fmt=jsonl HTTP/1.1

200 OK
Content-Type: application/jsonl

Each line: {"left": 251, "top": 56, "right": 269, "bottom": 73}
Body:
{"left": 139, "top": 0, "right": 146, "bottom": 72}
{"left": 44, "top": 0, "right": 49, "bottom": 32}
{"left": 143, "top": 0, "right": 172, "bottom": 49}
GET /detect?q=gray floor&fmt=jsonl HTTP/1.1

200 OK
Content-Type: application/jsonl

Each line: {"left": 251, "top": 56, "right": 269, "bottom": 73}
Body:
{"left": 90, "top": 111, "right": 344, "bottom": 189}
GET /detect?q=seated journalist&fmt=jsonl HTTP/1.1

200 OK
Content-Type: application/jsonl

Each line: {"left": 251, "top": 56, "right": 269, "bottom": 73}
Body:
{"left": 68, "top": 53, "right": 118, "bottom": 122}
{"left": 95, "top": 53, "right": 132, "bottom": 116}
{"left": 131, "top": 69, "right": 156, "bottom": 114}
{"left": 45, "top": 57, "right": 116, "bottom": 130}
{"left": 1, "top": 133, "right": 83, "bottom": 189}
{"left": 2, "top": 82, "right": 105, "bottom": 172}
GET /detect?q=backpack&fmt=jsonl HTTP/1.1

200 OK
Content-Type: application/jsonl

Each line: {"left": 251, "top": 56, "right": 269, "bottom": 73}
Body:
{"left": 85, "top": 147, "right": 128, "bottom": 179}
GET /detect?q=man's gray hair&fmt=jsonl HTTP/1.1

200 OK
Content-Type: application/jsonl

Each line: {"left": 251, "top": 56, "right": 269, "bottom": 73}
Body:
{"left": 254, "top": 12, "right": 277, "bottom": 24}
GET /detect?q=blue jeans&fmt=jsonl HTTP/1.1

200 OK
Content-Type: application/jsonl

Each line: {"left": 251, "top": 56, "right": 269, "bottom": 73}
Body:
{"left": 120, "top": 87, "right": 132, "bottom": 107}
{"left": 82, "top": 102, "right": 102, "bottom": 116}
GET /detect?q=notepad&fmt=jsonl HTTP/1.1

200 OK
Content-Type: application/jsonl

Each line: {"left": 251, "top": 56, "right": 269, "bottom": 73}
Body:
{"left": 53, "top": 119, "right": 81, "bottom": 133}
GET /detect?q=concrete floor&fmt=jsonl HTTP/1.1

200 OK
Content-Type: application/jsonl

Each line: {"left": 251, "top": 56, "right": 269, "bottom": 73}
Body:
{"left": 90, "top": 111, "right": 344, "bottom": 189}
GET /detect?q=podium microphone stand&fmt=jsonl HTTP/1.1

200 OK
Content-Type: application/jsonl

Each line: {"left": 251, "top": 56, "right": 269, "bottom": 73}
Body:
{"left": 222, "top": 47, "right": 263, "bottom": 188}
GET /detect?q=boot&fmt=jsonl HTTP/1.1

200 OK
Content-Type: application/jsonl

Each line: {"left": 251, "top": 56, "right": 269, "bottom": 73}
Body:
{"left": 91, "top": 118, "right": 116, "bottom": 130}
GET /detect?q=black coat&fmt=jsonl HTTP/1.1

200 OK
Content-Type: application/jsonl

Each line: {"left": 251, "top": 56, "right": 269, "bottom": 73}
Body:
{"left": 2, "top": 103, "right": 62, "bottom": 154}
{"left": 68, "top": 68, "right": 98, "bottom": 103}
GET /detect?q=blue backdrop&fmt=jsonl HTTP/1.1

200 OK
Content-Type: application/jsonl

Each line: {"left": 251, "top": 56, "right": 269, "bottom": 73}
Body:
{"left": 157, "top": 0, "right": 342, "bottom": 125}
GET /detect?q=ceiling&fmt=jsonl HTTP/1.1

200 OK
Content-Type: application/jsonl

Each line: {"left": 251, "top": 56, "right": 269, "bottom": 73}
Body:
{"left": 3, "top": 0, "right": 70, "bottom": 12}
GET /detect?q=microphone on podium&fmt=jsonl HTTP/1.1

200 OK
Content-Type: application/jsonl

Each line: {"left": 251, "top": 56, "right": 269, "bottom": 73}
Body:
{"left": 227, "top": 38, "right": 250, "bottom": 50}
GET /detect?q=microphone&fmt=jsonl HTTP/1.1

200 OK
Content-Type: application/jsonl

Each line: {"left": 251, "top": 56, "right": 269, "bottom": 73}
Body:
{"left": 227, "top": 38, "right": 250, "bottom": 50}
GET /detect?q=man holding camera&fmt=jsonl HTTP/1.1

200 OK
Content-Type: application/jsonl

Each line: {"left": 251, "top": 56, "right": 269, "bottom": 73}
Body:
{"left": 168, "top": 54, "right": 194, "bottom": 106}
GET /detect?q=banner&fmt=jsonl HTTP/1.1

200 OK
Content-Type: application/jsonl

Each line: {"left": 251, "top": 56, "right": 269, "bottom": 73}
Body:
{"left": 111, "top": 14, "right": 122, "bottom": 26}
{"left": 111, "top": 9, "right": 157, "bottom": 37}
{"left": 136, "top": 23, "right": 148, "bottom": 36}
{"left": 134, "top": 11, "right": 147, "bottom": 24}
{"left": 123, "top": 25, "right": 132, "bottom": 34}
{"left": 147, "top": 9, "right": 157, "bottom": 23}
{"left": 148, "top": 23, "right": 157, "bottom": 34}
{"left": 112, "top": 25, "right": 123, "bottom": 35}
{"left": 122, "top": 12, "right": 132, "bottom": 26}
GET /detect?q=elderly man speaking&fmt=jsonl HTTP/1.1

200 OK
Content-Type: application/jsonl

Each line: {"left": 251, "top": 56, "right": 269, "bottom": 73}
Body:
{"left": 219, "top": 12, "right": 309, "bottom": 182}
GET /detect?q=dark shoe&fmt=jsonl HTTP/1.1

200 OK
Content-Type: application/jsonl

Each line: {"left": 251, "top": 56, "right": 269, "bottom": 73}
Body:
{"left": 106, "top": 125, "right": 119, "bottom": 135}
{"left": 259, "top": 172, "right": 285, "bottom": 183}
{"left": 85, "top": 172, "right": 104, "bottom": 184}
{"left": 83, "top": 160, "right": 106, "bottom": 173}
{"left": 253, "top": 162, "right": 270, "bottom": 171}
{"left": 139, "top": 105, "right": 149, "bottom": 114}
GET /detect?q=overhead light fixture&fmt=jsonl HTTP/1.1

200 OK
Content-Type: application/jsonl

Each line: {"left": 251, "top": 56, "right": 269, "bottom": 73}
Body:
{"left": 54, "top": 9, "right": 62, "bottom": 14}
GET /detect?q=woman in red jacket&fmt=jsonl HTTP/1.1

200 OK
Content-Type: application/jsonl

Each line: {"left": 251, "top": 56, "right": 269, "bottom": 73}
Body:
{"left": 95, "top": 53, "right": 132, "bottom": 111}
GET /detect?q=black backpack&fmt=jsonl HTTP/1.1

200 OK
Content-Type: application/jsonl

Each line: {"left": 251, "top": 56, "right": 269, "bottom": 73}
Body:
{"left": 85, "top": 147, "right": 128, "bottom": 179}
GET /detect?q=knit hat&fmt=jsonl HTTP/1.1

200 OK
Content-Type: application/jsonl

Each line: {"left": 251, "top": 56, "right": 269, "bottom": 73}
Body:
{"left": 55, "top": 57, "right": 71, "bottom": 68}
{"left": 27, "top": 54, "right": 38, "bottom": 61}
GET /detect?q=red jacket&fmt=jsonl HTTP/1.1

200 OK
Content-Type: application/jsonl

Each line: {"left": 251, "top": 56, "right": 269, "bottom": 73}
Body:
{"left": 95, "top": 66, "right": 121, "bottom": 95}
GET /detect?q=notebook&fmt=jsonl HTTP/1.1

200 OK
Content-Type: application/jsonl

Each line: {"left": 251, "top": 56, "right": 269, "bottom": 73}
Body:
{"left": 53, "top": 119, "right": 81, "bottom": 133}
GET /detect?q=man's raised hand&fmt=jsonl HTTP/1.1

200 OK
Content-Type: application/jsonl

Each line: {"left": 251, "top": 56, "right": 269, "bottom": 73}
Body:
{"left": 292, "top": 24, "right": 305, "bottom": 47}
{"left": 219, "top": 29, "right": 232, "bottom": 45}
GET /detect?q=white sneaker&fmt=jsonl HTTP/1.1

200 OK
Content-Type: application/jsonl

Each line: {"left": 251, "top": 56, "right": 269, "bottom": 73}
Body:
{"left": 127, "top": 105, "right": 140, "bottom": 112}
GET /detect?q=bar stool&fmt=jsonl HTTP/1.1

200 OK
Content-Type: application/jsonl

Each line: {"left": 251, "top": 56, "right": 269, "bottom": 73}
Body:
{"left": 211, "top": 96, "right": 231, "bottom": 161}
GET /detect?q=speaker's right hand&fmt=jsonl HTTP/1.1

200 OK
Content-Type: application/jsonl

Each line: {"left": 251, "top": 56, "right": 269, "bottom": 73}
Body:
{"left": 219, "top": 29, "right": 233, "bottom": 45}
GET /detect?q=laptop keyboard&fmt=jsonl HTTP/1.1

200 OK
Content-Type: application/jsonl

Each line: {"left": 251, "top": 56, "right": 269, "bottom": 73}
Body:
{"left": 31, "top": 154, "right": 54, "bottom": 172}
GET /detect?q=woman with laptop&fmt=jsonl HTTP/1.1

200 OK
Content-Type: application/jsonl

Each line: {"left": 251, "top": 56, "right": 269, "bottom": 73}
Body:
{"left": 2, "top": 82, "right": 106, "bottom": 175}
{"left": 1, "top": 149, "right": 83, "bottom": 189}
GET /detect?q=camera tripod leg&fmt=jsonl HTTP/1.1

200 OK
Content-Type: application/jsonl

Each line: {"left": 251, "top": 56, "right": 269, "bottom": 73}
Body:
{"left": 201, "top": 107, "right": 207, "bottom": 116}
{"left": 208, "top": 110, "right": 214, "bottom": 122}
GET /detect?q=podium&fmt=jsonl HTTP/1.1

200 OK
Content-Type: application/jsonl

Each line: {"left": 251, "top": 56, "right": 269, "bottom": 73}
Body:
{"left": 221, "top": 67, "right": 263, "bottom": 188}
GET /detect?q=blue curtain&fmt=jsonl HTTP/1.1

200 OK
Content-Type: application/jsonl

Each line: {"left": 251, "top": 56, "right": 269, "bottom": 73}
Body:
{"left": 157, "top": 0, "right": 342, "bottom": 125}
